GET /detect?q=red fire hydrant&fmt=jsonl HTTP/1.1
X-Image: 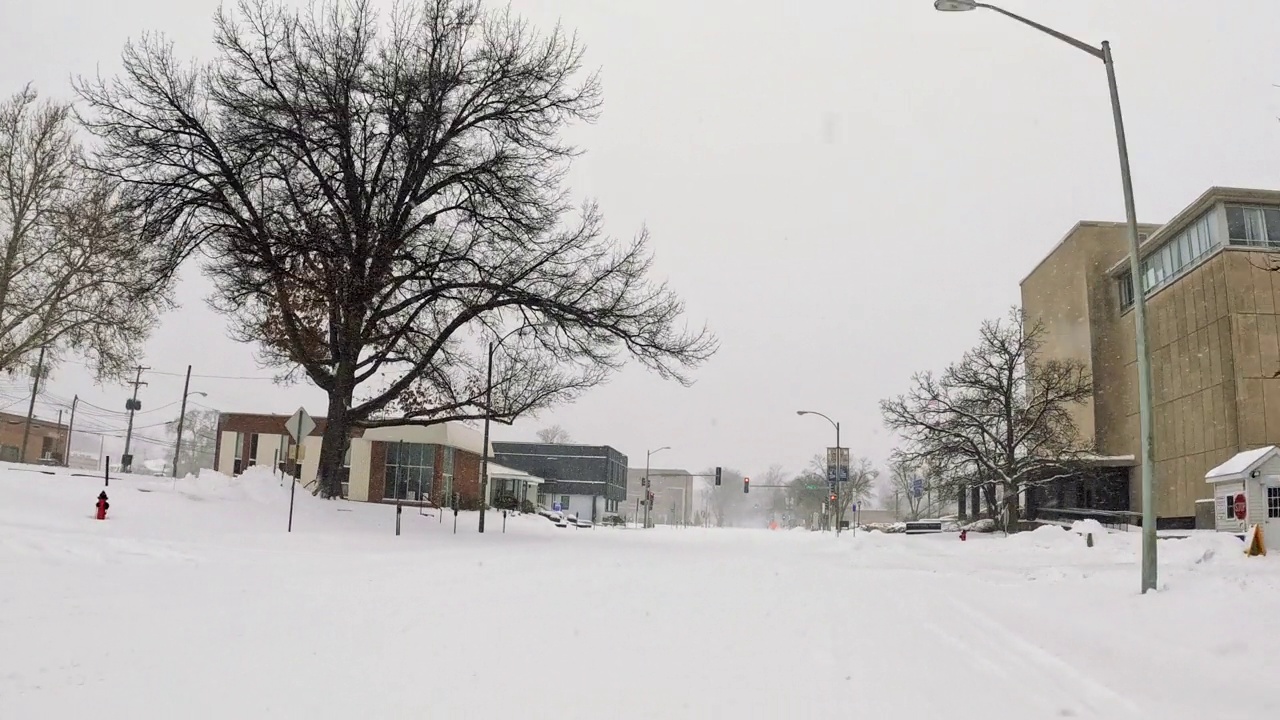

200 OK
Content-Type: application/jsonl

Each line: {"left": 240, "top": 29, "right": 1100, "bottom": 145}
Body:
{"left": 96, "top": 491, "right": 109, "bottom": 521}
{"left": 959, "top": 528, "right": 968, "bottom": 542}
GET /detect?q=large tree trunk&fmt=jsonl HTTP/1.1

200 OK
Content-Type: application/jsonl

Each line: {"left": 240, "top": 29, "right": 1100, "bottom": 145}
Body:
{"left": 316, "top": 392, "right": 351, "bottom": 499}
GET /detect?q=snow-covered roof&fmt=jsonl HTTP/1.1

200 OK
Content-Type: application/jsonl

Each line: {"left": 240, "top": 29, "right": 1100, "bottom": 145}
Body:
{"left": 487, "top": 463, "right": 543, "bottom": 484}
{"left": 1204, "top": 446, "right": 1278, "bottom": 483}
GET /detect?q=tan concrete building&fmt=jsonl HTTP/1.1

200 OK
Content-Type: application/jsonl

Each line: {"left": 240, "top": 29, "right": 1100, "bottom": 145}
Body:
{"left": 1023, "top": 187, "right": 1280, "bottom": 525}
{"left": 0, "top": 410, "right": 68, "bottom": 465}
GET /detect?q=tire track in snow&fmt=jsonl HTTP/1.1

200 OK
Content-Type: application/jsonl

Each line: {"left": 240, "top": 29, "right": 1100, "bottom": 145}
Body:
{"left": 940, "top": 596, "right": 1144, "bottom": 719}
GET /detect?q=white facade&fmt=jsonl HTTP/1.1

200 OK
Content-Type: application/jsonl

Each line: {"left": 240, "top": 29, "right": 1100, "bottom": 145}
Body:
{"left": 544, "top": 493, "right": 606, "bottom": 522}
{"left": 1205, "top": 446, "right": 1280, "bottom": 541}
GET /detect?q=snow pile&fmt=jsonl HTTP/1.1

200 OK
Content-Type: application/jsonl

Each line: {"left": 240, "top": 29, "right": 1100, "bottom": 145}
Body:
{"left": 1069, "top": 518, "right": 1107, "bottom": 536}
{"left": 1005, "top": 524, "right": 1079, "bottom": 550}
{"left": 1160, "top": 532, "right": 1250, "bottom": 568}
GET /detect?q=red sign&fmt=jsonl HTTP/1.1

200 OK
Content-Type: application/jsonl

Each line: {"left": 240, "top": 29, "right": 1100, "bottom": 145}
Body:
{"left": 1234, "top": 493, "right": 1247, "bottom": 520}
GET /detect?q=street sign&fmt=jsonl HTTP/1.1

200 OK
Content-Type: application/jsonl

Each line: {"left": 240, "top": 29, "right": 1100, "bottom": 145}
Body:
{"left": 1234, "top": 493, "right": 1247, "bottom": 521}
{"left": 284, "top": 407, "right": 316, "bottom": 442}
{"left": 912, "top": 477, "right": 925, "bottom": 498}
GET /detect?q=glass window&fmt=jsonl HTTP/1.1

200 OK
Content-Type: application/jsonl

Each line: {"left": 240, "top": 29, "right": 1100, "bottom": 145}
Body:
{"left": 1227, "top": 205, "right": 1275, "bottom": 246}
{"left": 385, "top": 442, "right": 433, "bottom": 501}
{"left": 1227, "top": 205, "right": 1248, "bottom": 242}
{"left": 1266, "top": 209, "right": 1280, "bottom": 247}
{"left": 1268, "top": 487, "right": 1280, "bottom": 519}
{"left": 1124, "top": 209, "right": 1227, "bottom": 311}
{"left": 1118, "top": 272, "right": 1134, "bottom": 309}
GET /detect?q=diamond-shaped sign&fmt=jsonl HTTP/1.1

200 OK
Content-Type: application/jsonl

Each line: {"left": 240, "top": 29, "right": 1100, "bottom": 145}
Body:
{"left": 284, "top": 407, "right": 316, "bottom": 442}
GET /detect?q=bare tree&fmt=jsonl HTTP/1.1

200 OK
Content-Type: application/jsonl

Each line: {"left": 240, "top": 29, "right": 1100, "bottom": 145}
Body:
{"left": 883, "top": 457, "right": 931, "bottom": 521}
{"left": 703, "top": 466, "right": 750, "bottom": 527}
{"left": 0, "top": 85, "right": 171, "bottom": 380}
{"left": 165, "top": 409, "right": 220, "bottom": 477}
{"left": 832, "top": 456, "right": 876, "bottom": 531}
{"left": 78, "top": 0, "right": 715, "bottom": 497}
{"left": 880, "top": 308, "right": 1092, "bottom": 531}
{"left": 535, "top": 424, "right": 571, "bottom": 444}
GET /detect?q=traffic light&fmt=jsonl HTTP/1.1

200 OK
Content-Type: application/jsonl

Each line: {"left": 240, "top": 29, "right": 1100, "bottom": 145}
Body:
{"left": 743, "top": 477, "right": 750, "bottom": 494}
{"left": 715, "top": 466, "right": 722, "bottom": 486}
{"left": 830, "top": 492, "right": 837, "bottom": 502}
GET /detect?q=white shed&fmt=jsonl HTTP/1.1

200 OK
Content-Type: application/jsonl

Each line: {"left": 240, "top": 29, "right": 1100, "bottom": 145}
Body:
{"left": 1204, "top": 446, "right": 1280, "bottom": 537}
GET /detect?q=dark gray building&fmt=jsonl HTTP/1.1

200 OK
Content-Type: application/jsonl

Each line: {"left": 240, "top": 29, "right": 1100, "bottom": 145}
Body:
{"left": 491, "top": 441, "right": 628, "bottom": 521}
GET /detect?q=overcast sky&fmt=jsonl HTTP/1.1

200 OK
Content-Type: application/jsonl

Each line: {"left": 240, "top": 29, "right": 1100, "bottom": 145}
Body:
{"left": 4, "top": 0, "right": 1280, "bottom": 476}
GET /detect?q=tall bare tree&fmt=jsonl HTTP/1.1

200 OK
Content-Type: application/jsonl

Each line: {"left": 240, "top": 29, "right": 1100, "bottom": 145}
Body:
{"left": 832, "top": 456, "right": 876, "bottom": 531}
{"left": 882, "top": 457, "right": 933, "bottom": 521}
{"left": 880, "top": 308, "right": 1092, "bottom": 531}
{"left": 78, "top": 0, "right": 715, "bottom": 497}
{"left": 165, "top": 408, "right": 220, "bottom": 477}
{"left": 0, "top": 85, "right": 171, "bottom": 380}
{"left": 535, "top": 424, "right": 571, "bottom": 444}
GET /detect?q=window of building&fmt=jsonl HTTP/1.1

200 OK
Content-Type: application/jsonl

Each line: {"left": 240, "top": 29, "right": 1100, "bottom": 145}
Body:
{"left": 1226, "top": 205, "right": 1280, "bottom": 248}
{"left": 1223, "top": 495, "right": 1234, "bottom": 520}
{"left": 561, "top": 495, "right": 570, "bottom": 509}
{"left": 247, "top": 433, "right": 260, "bottom": 466}
{"left": 1120, "top": 210, "right": 1219, "bottom": 309}
{"left": 1118, "top": 271, "right": 1135, "bottom": 309}
{"left": 1268, "top": 487, "right": 1280, "bottom": 519}
{"left": 385, "top": 442, "right": 433, "bottom": 501}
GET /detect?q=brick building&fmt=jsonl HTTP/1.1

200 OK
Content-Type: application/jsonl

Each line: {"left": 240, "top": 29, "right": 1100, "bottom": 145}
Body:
{"left": 0, "top": 410, "right": 67, "bottom": 464}
{"left": 214, "top": 413, "right": 542, "bottom": 507}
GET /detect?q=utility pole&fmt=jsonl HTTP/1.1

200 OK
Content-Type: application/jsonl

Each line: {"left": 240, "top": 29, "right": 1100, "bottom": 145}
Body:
{"left": 19, "top": 346, "right": 46, "bottom": 464}
{"left": 64, "top": 395, "right": 78, "bottom": 467}
{"left": 171, "top": 365, "right": 192, "bottom": 478}
{"left": 122, "top": 365, "right": 149, "bottom": 474}
{"left": 479, "top": 341, "right": 495, "bottom": 533}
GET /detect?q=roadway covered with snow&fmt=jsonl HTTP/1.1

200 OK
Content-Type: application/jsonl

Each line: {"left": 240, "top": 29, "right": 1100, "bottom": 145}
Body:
{"left": 2, "top": 464, "right": 1277, "bottom": 719}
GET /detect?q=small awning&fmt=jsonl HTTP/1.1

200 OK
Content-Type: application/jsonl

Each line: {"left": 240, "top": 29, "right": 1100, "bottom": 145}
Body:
{"left": 488, "top": 462, "right": 544, "bottom": 485}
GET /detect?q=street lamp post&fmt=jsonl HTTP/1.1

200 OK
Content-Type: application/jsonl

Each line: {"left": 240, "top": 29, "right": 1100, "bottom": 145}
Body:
{"left": 934, "top": 0, "right": 1157, "bottom": 592}
{"left": 171, "top": 365, "right": 207, "bottom": 478}
{"left": 479, "top": 325, "right": 533, "bottom": 533}
{"left": 644, "top": 446, "right": 670, "bottom": 529}
{"left": 797, "top": 410, "right": 845, "bottom": 536}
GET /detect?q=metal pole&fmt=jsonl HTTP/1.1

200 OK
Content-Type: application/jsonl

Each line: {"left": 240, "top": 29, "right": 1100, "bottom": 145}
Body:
{"left": 64, "top": 395, "right": 77, "bottom": 467}
{"left": 172, "top": 365, "right": 192, "bottom": 478}
{"left": 396, "top": 439, "right": 404, "bottom": 536}
{"left": 479, "top": 341, "right": 494, "bottom": 533}
{"left": 942, "top": 1, "right": 1156, "bottom": 593}
{"left": 288, "top": 468, "right": 297, "bottom": 532}
{"left": 835, "top": 421, "right": 841, "bottom": 537}
{"left": 19, "top": 345, "right": 45, "bottom": 464}
{"left": 122, "top": 365, "right": 148, "bottom": 473}
{"left": 644, "top": 452, "right": 651, "bottom": 529}
{"left": 1103, "top": 41, "right": 1157, "bottom": 593}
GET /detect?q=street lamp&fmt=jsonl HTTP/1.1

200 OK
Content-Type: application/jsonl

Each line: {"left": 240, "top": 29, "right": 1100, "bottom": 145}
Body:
{"left": 934, "top": 0, "right": 1156, "bottom": 592}
{"left": 644, "top": 446, "right": 670, "bottom": 529}
{"left": 171, "top": 390, "right": 208, "bottom": 478}
{"left": 797, "top": 410, "right": 846, "bottom": 535}
{"left": 479, "top": 325, "right": 533, "bottom": 533}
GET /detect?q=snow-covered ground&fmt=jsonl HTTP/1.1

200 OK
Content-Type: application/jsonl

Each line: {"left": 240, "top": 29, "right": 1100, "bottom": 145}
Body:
{"left": 3, "top": 464, "right": 1278, "bottom": 719}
